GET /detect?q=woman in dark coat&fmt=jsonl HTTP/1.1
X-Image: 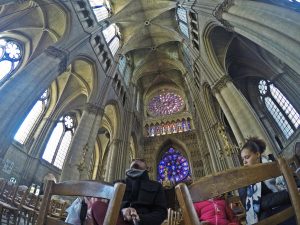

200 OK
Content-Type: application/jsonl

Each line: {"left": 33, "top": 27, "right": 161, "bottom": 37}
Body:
{"left": 238, "top": 137, "right": 295, "bottom": 225}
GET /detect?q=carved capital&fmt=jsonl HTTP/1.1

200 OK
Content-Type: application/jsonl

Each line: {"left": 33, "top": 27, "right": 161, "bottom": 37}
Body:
{"left": 213, "top": 0, "right": 234, "bottom": 19}
{"left": 45, "top": 46, "right": 68, "bottom": 74}
{"left": 212, "top": 75, "right": 232, "bottom": 94}
{"left": 85, "top": 103, "right": 104, "bottom": 115}
{"left": 213, "top": 0, "right": 235, "bottom": 32}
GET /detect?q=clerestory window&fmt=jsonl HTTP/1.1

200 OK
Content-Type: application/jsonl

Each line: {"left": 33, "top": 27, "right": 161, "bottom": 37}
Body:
{"left": 103, "top": 23, "right": 120, "bottom": 56}
{"left": 89, "top": 0, "right": 111, "bottom": 22}
{"left": 176, "top": 7, "right": 189, "bottom": 38}
{"left": 258, "top": 80, "right": 300, "bottom": 139}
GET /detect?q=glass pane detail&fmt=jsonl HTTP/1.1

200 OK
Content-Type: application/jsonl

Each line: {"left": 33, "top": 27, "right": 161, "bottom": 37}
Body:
{"left": 42, "top": 114, "right": 76, "bottom": 169}
{"left": 265, "top": 97, "right": 294, "bottom": 138}
{"left": 158, "top": 147, "right": 190, "bottom": 183}
{"left": 42, "top": 122, "right": 64, "bottom": 163}
{"left": 118, "top": 55, "right": 127, "bottom": 74}
{"left": 103, "top": 24, "right": 117, "bottom": 43}
{"left": 53, "top": 131, "right": 72, "bottom": 169}
{"left": 0, "top": 39, "right": 22, "bottom": 82}
{"left": 179, "top": 22, "right": 189, "bottom": 38}
{"left": 258, "top": 80, "right": 267, "bottom": 95}
{"left": 148, "top": 90, "right": 185, "bottom": 116}
{"left": 109, "top": 36, "right": 120, "bottom": 56}
{"left": 14, "top": 90, "right": 49, "bottom": 144}
{"left": 14, "top": 101, "right": 43, "bottom": 144}
{"left": 89, "top": 0, "right": 111, "bottom": 22}
{"left": 177, "top": 8, "right": 188, "bottom": 22}
{"left": 270, "top": 84, "right": 300, "bottom": 128}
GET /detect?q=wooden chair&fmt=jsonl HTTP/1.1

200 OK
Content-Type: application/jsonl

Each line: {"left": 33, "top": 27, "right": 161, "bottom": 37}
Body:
{"left": 48, "top": 198, "right": 69, "bottom": 220}
{"left": 175, "top": 158, "right": 300, "bottom": 225}
{"left": 0, "top": 185, "right": 29, "bottom": 225}
{"left": 165, "top": 208, "right": 183, "bottom": 225}
{"left": 36, "top": 180, "right": 126, "bottom": 225}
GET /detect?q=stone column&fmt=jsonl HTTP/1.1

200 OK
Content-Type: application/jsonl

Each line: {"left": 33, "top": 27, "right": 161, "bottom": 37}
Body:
{"left": 184, "top": 76, "right": 219, "bottom": 172}
{"left": 105, "top": 139, "right": 122, "bottom": 182}
{"left": 214, "top": 0, "right": 300, "bottom": 73}
{"left": 60, "top": 103, "right": 104, "bottom": 181}
{"left": 212, "top": 75, "right": 274, "bottom": 155}
{"left": 0, "top": 46, "right": 70, "bottom": 158}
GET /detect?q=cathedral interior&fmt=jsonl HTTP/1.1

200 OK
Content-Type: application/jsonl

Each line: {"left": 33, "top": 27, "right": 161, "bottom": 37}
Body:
{"left": 0, "top": 0, "right": 300, "bottom": 223}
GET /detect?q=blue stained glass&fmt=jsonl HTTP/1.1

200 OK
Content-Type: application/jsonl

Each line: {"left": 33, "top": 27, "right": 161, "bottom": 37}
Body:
{"left": 158, "top": 147, "right": 190, "bottom": 183}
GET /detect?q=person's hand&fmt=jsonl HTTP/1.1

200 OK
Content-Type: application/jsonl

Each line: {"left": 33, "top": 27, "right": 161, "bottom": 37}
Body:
{"left": 121, "top": 207, "right": 140, "bottom": 222}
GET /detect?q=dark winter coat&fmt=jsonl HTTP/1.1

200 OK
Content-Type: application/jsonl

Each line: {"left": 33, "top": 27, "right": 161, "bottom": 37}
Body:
{"left": 119, "top": 172, "right": 167, "bottom": 225}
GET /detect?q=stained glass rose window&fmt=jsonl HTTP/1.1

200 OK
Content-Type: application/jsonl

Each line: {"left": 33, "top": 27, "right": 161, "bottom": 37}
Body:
{"left": 148, "top": 90, "right": 184, "bottom": 116}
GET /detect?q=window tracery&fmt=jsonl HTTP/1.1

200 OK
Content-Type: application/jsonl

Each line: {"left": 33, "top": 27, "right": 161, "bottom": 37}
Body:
{"left": 42, "top": 114, "right": 76, "bottom": 169}
{"left": 148, "top": 90, "right": 185, "bottom": 117}
{"left": 0, "top": 38, "right": 22, "bottom": 82}
{"left": 258, "top": 80, "right": 299, "bottom": 139}
{"left": 158, "top": 147, "right": 191, "bottom": 183}
{"left": 14, "top": 89, "right": 50, "bottom": 144}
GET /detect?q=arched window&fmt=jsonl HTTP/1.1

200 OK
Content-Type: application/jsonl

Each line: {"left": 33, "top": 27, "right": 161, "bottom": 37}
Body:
{"left": 89, "top": 0, "right": 111, "bottom": 22}
{"left": 258, "top": 80, "right": 300, "bottom": 139}
{"left": 14, "top": 90, "right": 50, "bottom": 144}
{"left": 103, "top": 23, "right": 120, "bottom": 56}
{"left": 176, "top": 7, "right": 189, "bottom": 38}
{"left": 0, "top": 38, "right": 22, "bottom": 82}
{"left": 42, "top": 114, "right": 77, "bottom": 169}
{"left": 158, "top": 147, "right": 191, "bottom": 183}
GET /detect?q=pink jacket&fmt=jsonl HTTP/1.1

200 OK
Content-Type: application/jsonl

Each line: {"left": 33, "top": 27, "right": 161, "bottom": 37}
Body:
{"left": 193, "top": 199, "right": 239, "bottom": 225}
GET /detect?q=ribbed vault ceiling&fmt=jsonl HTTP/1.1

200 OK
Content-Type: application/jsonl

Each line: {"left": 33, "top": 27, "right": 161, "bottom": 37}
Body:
{"left": 110, "top": 0, "right": 187, "bottom": 94}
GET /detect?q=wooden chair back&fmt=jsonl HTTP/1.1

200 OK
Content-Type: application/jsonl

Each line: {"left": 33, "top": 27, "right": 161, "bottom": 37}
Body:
{"left": 36, "top": 180, "right": 126, "bottom": 225}
{"left": 175, "top": 158, "right": 300, "bottom": 225}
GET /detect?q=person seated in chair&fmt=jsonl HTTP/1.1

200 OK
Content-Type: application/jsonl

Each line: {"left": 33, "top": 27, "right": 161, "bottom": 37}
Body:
{"left": 92, "top": 159, "right": 167, "bottom": 225}
{"left": 238, "top": 137, "right": 296, "bottom": 225}
{"left": 193, "top": 195, "right": 240, "bottom": 225}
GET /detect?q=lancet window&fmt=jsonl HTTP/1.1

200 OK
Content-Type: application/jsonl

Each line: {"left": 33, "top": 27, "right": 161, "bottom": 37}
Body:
{"left": 258, "top": 80, "right": 300, "bottom": 139}
{"left": 176, "top": 7, "right": 189, "bottom": 38}
{"left": 42, "top": 114, "right": 77, "bottom": 169}
{"left": 14, "top": 90, "right": 50, "bottom": 144}
{"left": 103, "top": 23, "right": 120, "bottom": 56}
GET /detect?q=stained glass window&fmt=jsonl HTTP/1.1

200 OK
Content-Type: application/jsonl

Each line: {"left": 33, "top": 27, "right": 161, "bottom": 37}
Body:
{"left": 42, "top": 114, "right": 76, "bottom": 169}
{"left": 103, "top": 24, "right": 120, "bottom": 56}
{"left": 177, "top": 8, "right": 188, "bottom": 22}
{"left": 158, "top": 147, "right": 191, "bottom": 183}
{"left": 176, "top": 7, "right": 189, "bottom": 39}
{"left": 118, "top": 55, "right": 127, "bottom": 75}
{"left": 0, "top": 39, "right": 22, "bottom": 82}
{"left": 145, "top": 119, "right": 192, "bottom": 137}
{"left": 14, "top": 90, "right": 50, "bottom": 144}
{"left": 148, "top": 90, "right": 184, "bottom": 116}
{"left": 258, "top": 80, "right": 299, "bottom": 139}
{"left": 89, "top": 0, "right": 111, "bottom": 22}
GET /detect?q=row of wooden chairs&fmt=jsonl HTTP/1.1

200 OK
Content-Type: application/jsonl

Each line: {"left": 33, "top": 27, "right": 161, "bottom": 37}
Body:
{"left": 4, "top": 157, "right": 297, "bottom": 225}
{"left": 0, "top": 179, "right": 72, "bottom": 225}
